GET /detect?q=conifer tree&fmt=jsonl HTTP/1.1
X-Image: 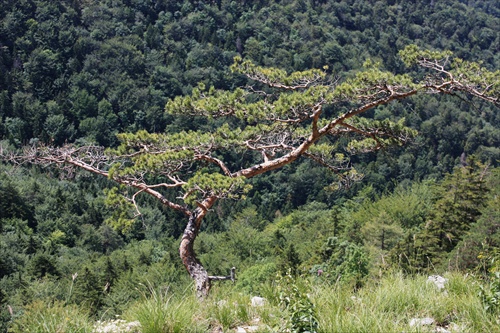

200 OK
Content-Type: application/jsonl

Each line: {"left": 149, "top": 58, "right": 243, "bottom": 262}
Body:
{"left": 392, "top": 159, "right": 491, "bottom": 271}
{"left": 424, "top": 159, "right": 489, "bottom": 261}
{"left": 74, "top": 267, "right": 104, "bottom": 314}
{"left": 2, "top": 46, "right": 499, "bottom": 296}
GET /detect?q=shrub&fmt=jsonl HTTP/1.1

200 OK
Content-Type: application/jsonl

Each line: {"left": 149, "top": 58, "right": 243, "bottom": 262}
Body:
{"left": 236, "top": 262, "right": 277, "bottom": 293}
{"left": 317, "top": 237, "right": 369, "bottom": 287}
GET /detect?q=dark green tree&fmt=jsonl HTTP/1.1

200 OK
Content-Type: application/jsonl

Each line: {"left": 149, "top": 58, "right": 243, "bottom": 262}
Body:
{"left": 102, "top": 257, "right": 118, "bottom": 293}
{"left": 391, "top": 159, "right": 491, "bottom": 271}
{"left": 74, "top": 267, "right": 104, "bottom": 314}
{"left": 0, "top": 178, "right": 33, "bottom": 226}
{"left": 278, "top": 243, "right": 301, "bottom": 277}
{"left": 430, "top": 159, "right": 490, "bottom": 252}
{"left": 28, "top": 252, "right": 59, "bottom": 279}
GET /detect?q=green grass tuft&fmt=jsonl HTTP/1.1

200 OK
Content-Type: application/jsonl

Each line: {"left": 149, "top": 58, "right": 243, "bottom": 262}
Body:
{"left": 8, "top": 300, "right": 92, "bottom": 333}
{"left": 123, "top": 284, "right": 207, "bottom": 333}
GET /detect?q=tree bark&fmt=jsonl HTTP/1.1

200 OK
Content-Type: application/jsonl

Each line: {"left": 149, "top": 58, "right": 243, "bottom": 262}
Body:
{"left": 179, "top": 213, "right": 211, "bottom": 298}
{"left": 179, "top": 196, "right": 217, "bottom": 298}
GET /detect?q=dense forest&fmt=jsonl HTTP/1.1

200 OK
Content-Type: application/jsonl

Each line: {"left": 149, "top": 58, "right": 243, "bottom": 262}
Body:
{"left": 0, "top": 0, "right": 499, "bottom": 332}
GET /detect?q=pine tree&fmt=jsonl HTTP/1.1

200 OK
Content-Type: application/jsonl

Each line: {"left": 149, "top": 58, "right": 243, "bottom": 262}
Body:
{"left": 4, "top": 46, "right": 499, "bottom": 296}
{"left": 391, "top": 159, "right": 491, "bottom": 271}
{"left": 279, "top": 243, "right": 301, "bottom": 276}
{"left": 433, "top": 159, "right": 489, "bottom": 251}
{"left": 74, "top": 267, "right": 104, "bottom": 314}
{"left": 102, "top": 257, "right": 117, "bottom": 293}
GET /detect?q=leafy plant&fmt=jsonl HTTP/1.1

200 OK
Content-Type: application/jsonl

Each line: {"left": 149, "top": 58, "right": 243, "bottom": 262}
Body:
{"left": 479, "top": 272, "right": 500, "bottom": 313}
{"left": 317, "top": 237, "right": 369, "bottom": 287}
{"left": 276, "top": 272, "right": 319, "bottom": 333}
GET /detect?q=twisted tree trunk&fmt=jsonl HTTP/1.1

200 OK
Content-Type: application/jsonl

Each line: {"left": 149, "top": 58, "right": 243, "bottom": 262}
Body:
{"left": 179, "top": 196, "right": 217, "bottom": 298}
{"left": 179, "top": 213, "right": 211, "bottom": 297}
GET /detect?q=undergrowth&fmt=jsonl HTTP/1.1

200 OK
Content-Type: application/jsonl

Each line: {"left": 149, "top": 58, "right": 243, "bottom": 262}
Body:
{"left": 7, "top": 272, "right": 500, "bottom": 333}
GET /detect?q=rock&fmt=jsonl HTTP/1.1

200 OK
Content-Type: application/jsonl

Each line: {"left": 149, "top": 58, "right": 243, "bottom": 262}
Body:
{"left": 447, "top": 323, "right": 465, "bottom": 332}
{"left": 409, "top": 317, "right": 435, "bottom": 327}
{"left": 428, "top": 275, "right": 448, "bottom": 290}
{"left": 251, "top": 296, "right": 266, "bottom": 307}
{"left": 236, "top": 326, "right": 260, "bottom": 332}
{"left": 93, "top": 319, "right": 141, "bottom": 333}
{"left": 435, "top": 327, "right": 451, "bottom": 333}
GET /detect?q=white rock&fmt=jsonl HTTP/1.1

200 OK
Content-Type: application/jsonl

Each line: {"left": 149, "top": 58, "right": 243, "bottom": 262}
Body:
{"left": 350, "top": 295, "right": 362, "bottom": 302}
{"left": 251, "top": 296, "right": 266, "bottom": 307}
{"left": 93, "top": 319, "right": 141, "bottom": 333}
{"left": 409, "top": 317, "right": 435, "bottom": 327}
{"left": 447, "top": 323, "right": 465, "bottom": 332}
{"left": 236, "top": 327, "right": 247, "bottom": 333}
{"left": 126, "top": 321, "right": 141, "bottom": 331}
{"left": 428, "top": 275, "right": 448, "bottom": 290}
{"left": 435, "top": 327, "right": 451, "bottom": 333}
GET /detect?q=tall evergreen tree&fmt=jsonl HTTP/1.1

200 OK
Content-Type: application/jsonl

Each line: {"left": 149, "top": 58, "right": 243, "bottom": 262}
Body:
{"left": 431, "top": 158, "right": 490, "bottom": 253}
{"left": 391, "top": 159, "right": 491, "bottom": 271}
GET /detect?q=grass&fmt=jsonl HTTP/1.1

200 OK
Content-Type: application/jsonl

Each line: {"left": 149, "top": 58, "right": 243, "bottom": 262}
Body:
{"left": 8, "top": 272, "right": 500, "bottom": 333}
{"left": 8, "top": 300, "right": 93, "bottom": 333}
{"left": 203, "top": 285, "right": 282, "bottom": 331}
{"left": 123, "top": 284, "right": 207, "bottom": 333}
{"left": 312, "top": 272, "right": 500, "bottom": 333}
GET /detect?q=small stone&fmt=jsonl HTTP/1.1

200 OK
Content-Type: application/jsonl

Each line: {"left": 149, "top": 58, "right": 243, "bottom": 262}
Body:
{"left": 251, "top": 296, "right": 266, "bottom": 307}
{"left": 236, "top": 327, "right": 247, "bottom": 333}
{"left": 409, "top": 317, "right": 435, "bottom": 327}
{"left": 447, "top": 323, "right": 465, "bottom": 332}
{"left": 428, "top": 275, "right": 448, "bottom": 290}
{"left": 93, "top": 319, "right": 142, "bottom": 333}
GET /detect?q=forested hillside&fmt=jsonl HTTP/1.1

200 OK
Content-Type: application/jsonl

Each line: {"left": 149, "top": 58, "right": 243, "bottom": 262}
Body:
{"left": 0, "top": 0, "right": 499, "bottom": 332}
